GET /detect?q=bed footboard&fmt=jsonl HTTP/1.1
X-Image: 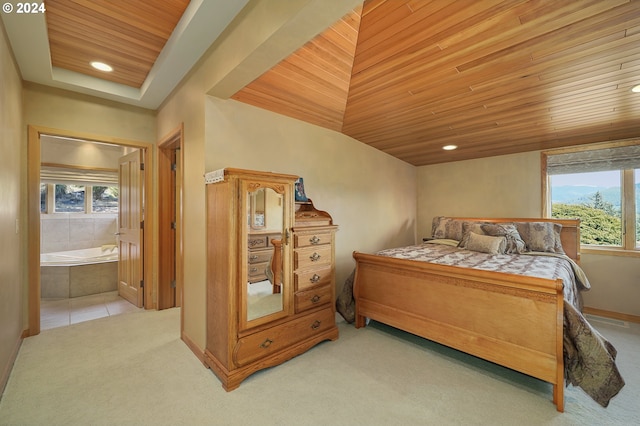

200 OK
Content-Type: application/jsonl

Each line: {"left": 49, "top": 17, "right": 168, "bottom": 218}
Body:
{"left": 353, "top": 251, "right": 565, "bottom": 412}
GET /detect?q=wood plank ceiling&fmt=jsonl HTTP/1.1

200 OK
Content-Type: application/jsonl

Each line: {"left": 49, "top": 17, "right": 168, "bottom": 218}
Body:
{"left": 45, "top": 0, "right": 190, "bottom": 88}
{"left": 232, "top": 0, "right": 640, "bottom": 166}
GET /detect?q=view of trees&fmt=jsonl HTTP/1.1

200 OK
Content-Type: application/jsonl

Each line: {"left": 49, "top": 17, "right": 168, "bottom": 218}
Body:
{"left": 552, "top": 178, "right": 640, "bottom": 247}
{"left": 552, "top": 191, "right": 623, "bottom": 245}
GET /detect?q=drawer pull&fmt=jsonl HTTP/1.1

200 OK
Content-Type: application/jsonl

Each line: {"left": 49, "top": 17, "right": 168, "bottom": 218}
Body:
{"left": 309, "top": 236, "right": 321, "bottom": 245}
{"left": 311, "top": 320, "right": 321, "bottom": 329}
{"left": 311, "top": 295, "right": 321, "bottom": 303}
{"left": 309, "top": 252, "right": 321, "bottom": 262}
{"left": 310, "top": 274, "right": 321, "bottom": 283}
{"left": 250, "top": 267, "right": 258, "bottom": 273}
{"left": 249, "top": 255, "right": 259, "bottom": 261}
{"left": 260, "top": 338, "right": 273, "bottom": 349}
{"left": 248, "top": 239, "right": 263, "bottom": 248}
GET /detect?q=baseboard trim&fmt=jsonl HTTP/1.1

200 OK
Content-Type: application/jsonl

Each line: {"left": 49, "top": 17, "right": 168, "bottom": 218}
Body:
{"left": 1, "top": 333, "right": 24, "bottom": 398}
{"left": 181, "top": 331, "right": 206, "bottom": 365}
{"left": 583, "top": 307, "right": 640, "bottom": 324}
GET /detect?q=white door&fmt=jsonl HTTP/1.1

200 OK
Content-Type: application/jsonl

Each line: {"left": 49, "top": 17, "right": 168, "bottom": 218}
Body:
{"left": 118, "top": 150, "right": 144, "bottom": 307}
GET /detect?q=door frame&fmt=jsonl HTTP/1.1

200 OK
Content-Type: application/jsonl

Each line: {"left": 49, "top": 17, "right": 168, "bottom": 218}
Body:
{"left": 27, "top": 125, "right": 155, "bottom": 336}
{"left": 157, "top": 124, "right": 184, "bottom": 311}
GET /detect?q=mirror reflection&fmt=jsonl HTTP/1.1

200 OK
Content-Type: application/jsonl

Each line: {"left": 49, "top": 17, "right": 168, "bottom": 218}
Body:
{"left": 247, "top": 187, "right": 284, "bottom": 321}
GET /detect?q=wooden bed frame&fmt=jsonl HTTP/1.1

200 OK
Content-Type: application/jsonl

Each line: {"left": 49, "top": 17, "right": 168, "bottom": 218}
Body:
{"left": 352, "top": 218, "right": 581, "bottom": 412}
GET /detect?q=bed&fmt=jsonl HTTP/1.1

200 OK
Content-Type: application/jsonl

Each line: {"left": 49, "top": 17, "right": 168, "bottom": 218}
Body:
{"left": 337, "top": 217, "right": 624, "bottom": 412}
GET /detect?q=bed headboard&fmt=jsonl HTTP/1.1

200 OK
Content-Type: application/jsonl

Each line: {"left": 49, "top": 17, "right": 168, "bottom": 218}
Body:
{"left": 451, "top": 217, "right": 581, "bottom": 263}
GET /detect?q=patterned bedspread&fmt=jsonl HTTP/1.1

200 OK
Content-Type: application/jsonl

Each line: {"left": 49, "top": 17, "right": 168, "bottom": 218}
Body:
{"left": 337, "top": 242, "right": 625, "bottom": 407}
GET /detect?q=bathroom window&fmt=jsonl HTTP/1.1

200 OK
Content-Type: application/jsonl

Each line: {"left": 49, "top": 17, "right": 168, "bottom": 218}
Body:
{"left": 92, "top": 186, "right": 119, "bottom": 213}
{"left": 55, "top": 184, "right": 85, "bottom": 213}
{"left": 41, "top": 183, "right": 119, "bottom": 214}
{"left": 40, "top": 184, "right": 47, "bottom": 213}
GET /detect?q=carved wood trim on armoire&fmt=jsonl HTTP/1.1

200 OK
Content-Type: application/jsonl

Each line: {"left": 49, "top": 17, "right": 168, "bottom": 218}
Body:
{"left": 204, "top": 168, "right": 338, "bottom": 390}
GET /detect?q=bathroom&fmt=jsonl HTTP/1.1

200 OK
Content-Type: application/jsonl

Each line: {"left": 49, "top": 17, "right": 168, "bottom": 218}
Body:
{"left": 39, "top": 135, "right": 138, "bottom": 328}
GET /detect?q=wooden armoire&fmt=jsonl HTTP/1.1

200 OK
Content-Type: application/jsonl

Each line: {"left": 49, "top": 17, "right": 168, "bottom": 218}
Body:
{"left": 204, "top": 168, "right": 338, "bottom": 390}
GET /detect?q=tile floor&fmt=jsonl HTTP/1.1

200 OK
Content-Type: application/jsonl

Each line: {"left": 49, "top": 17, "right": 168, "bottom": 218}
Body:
{"left": 41, "top": 291, "right": 142, "bottom": 331}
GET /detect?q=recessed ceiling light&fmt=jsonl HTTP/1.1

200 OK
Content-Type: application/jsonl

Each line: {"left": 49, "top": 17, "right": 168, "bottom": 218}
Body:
{"left": 90, "top": 61, "right": 113, "bottom": 72}
{"left": 442, "top": 145, "right": 458, "bottom": 151}
{"left": 632, "top": 84, "right": 640, "bottom": 93}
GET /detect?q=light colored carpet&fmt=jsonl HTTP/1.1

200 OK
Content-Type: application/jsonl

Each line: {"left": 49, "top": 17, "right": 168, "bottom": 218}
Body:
{"left": 0, "top": 308, "right": 638, "bottom": 425}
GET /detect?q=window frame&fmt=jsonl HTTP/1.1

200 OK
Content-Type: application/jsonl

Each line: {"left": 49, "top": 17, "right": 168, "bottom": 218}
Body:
{"left": 40, "top": 183, "right": 119, "bottom": 215}
{"left": 542, "top": 139, "right": 640, "bottom": 258}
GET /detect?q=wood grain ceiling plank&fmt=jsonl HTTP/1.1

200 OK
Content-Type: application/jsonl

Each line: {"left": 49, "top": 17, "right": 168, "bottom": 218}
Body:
{"left": 518, "top": 0, "right": 625, "bottom": 25}
{"left": 329, "top": 11, "right": 361, "bottom": 47}
{"left": 356, "top": 89, "right": 636, "bottom": 146}
{"left": 351, "top": 1, "right": 628, "bottom": 110}
{"left": 442, "top": 1, "right": 627, "bottom": 74}
{"left": 345, "top": 81, "right": 627, "bottom": 141}
{"left": 353, "top": 0, "right": 514, "bottom": 75}
{"left": 350, "top": 28, "right": 640, "bottom": 126}
{"left": 47, "top": 1, "right": 167, "bottom": 52}
{"left": 280, "top": 53, "right": 350, "bottom": 93}
{"left": 66, "top": 0, "right": 188, "bottom": 39}
{"left": 231, "top": 89, "right": 344, "bottom": 132}
{"left": 385, "top": 115, "right": 634, "bottom": 157}
{"left": 233, "top": 68, "right": 348, "bottom": 113}
{"left": 301, "top": 37, "right": 356, "bottom": 75}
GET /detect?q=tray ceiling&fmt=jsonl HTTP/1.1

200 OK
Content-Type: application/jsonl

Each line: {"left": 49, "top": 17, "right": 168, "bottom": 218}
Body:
{"left": 1, "top": 0, "right": 250, "bottom": 108}
{"left": 45, "top": 0, "right": 190, "bottom": 88}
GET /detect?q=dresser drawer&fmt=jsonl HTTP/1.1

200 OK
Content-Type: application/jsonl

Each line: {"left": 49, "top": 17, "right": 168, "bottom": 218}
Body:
{"left": 248, "top": 261, "right": 269, "bottom": 282}
{"left": 294, "top": 245, "right": 331, "bottom": 270}
{"left": 248, "top": 235, "right": 268, "bottom": 249}
{"left": 294, "top": 264, "right": 332, "bottom": 291}
{"left": 295, "top": 284, "right": 332, "bottom": 313}
{"left": 294, "top": 231, "right": 333, "bottom": 248}
{"left": 234, "top": 308, "right": 335, "bottom": 366}
{"left": 248, "top": 248, "right": 272, "bottom": 264}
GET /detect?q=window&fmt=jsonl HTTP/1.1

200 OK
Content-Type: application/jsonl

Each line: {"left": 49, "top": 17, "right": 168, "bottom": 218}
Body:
{"left": 55, "top": 184, "right": 85, "bottom": 212}
{"left": 544, "top": 141, "right": 639, "bottom": 252}
{"left": 92, "top": 186, "right": 119, "bottom": 213}
{"left": 40, "top": 183, "right": 118, "bottom": 214}
{"left": 40, "top": 183, "right": 47, "bottom": 213}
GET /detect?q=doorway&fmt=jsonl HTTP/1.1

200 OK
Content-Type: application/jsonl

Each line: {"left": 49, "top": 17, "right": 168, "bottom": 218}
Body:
{"left": 27, "top": 126, "right": 155, "bottom": 336}
{"left": 158, "top": 125, "right": 184, "bottom": 311}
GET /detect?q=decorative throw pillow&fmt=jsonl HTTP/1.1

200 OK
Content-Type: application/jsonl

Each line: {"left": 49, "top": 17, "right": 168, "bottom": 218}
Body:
{"left": 458, "top": 222, "right": 486, "bottom": 248}
{"left": 432, "top": 217, "right": 467, "bottom": 241}
{"left": 481, "top": 223, "right": 526, "bottom": 254}
{"left": 514, "top": 222, "right": 565, "bottom": 254}
{"left": 465, "top": 232, "right": 507, "bottom": 254}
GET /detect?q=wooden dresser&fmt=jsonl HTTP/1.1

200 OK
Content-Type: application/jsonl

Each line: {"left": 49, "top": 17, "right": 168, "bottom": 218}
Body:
{"left": 204, "top": 168, "right": 338, "bottom": 391}
{"left": 293, "top": 201, "right": 337, "bottom": 315}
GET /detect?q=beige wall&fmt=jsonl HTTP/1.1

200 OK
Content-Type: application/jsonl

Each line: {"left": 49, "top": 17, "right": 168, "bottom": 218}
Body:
{"left": 0, "top": 19, "right": 25, "bottom": 391}
{"left": 417, "top": 152, "right": 640, "bottom": 317}
{"left": 204, "top": 96, "right": 417, "bottom": 271}
{"left": 157, "top": 1, "right": 416, "bottom": 351}
{"left": 23, "top": 83, "right": 156, "bottom": 142}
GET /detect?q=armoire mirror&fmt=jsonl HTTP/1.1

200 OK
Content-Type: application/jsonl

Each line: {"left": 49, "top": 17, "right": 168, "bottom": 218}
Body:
{"left": 246, "top": 185, "right": 285, "bottom": 322}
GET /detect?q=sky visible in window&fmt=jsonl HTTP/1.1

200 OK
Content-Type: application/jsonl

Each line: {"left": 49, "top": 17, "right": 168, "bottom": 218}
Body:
{"left": 551, "top": 171, "right": 620, "bottom": 187}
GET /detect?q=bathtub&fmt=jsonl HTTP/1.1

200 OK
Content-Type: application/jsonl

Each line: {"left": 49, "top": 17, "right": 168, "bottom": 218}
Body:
{"left": 41, "top": 246, "right": 119, "bottom": 298}
{"left": 40, "top": 246, "right": 119, "bottom": 266}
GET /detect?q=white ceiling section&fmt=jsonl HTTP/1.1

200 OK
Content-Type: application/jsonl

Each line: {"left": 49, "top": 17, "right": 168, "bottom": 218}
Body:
{"left": 1, "top": 0, "right": 250, "bottom": 109}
